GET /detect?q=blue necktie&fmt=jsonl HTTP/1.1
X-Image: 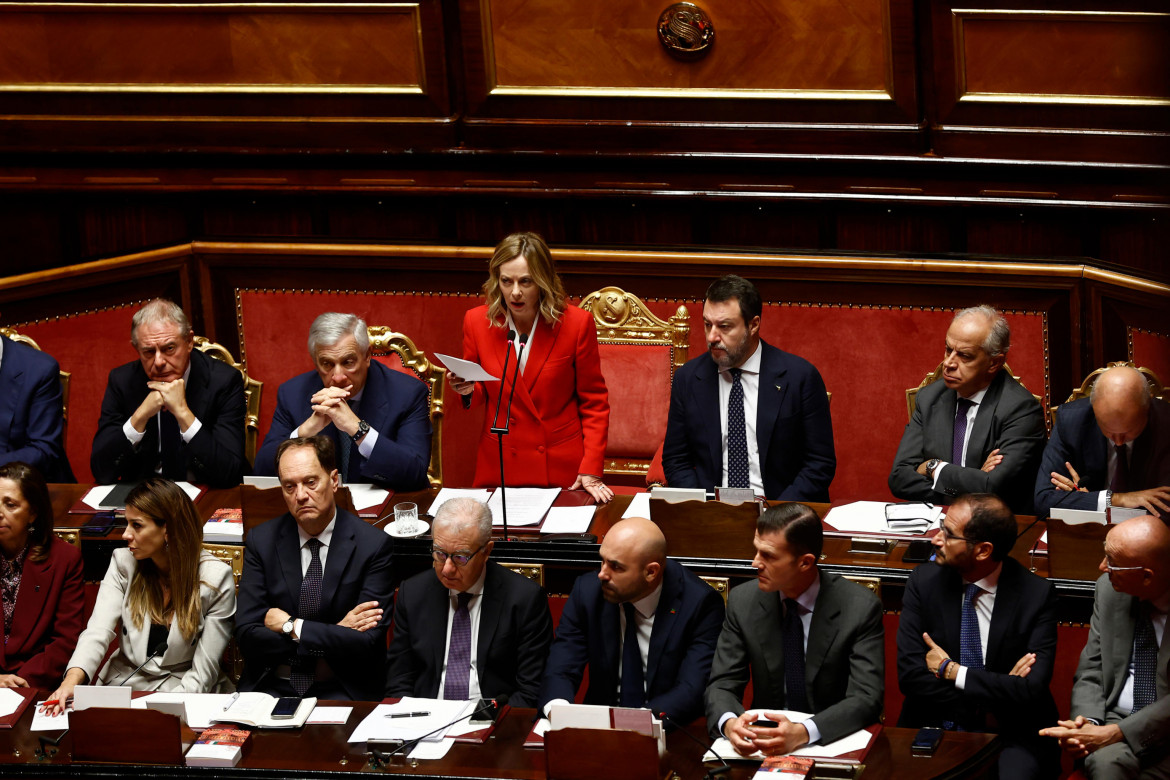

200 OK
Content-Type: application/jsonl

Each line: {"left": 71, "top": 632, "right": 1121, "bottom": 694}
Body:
{"left": 960, "top": 583, "right": 984, "bottom": 671}
{"left": 1131, "top": 605, "right": 1157, "bottom": 713}
{"left": 619, "top": 602, "right": 646, "bottom": 708}
{"left": 952, "top": 398, "right": 974, "bottom": 466}
{"left": 290, "top": 538, "right": 323, "bottom": 695}
{"left": 782, "top": 598, "right": 809, "bottom": 712}
{"left": 727, "top": 369, "right": 749, "bottom": 488}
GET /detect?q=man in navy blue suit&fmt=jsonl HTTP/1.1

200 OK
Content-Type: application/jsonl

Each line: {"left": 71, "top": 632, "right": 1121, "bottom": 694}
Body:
{"left": 0, "top": 332, "right": 73, "bottom": 482}
{"left": 662, "top": 275, "right": 835, "bottom": 501}
{"left": 537, "top": 516, "right": 725, "bottom": 727}
{"left": 255, "top": 312, "right": 431, "bottom": 490}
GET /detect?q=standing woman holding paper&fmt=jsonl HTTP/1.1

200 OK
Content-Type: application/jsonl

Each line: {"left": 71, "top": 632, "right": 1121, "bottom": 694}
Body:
{"left": 44, "top": 477, "right": 235, "bottom": 712}
{"left": 446, "top": 232, "right": 613, "bottom": 503}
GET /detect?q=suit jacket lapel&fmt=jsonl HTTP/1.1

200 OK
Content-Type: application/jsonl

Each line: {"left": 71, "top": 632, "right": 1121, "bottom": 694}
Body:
{"left": 481, "top": 320, "right": 542, "bottom": 423}
{"left": 985, "top": 562, "right": 1019, "bottom": 669}
{"left": 0, "top": 338, "right": 20, "bottom": 448}
{"left": 278, "top": 516, "right": 304, "bottom": 608}
{"left": 422, "top": 575, "right": 451, "bottom": 688}
{"left": 1112, "top": 598, "right": 1139, "bottom": 698}
{"left": 477, "top": 566, "right": 503, "bottom": 672}
{"left": 756, "top": 343, "right": 787, "bottom": 469}
{"left": 694, "top": 360, "right": 723, "bottom": 476}
{"left": 646, "top": 564, "right": 681, "bottom": 690}
{"left": 806, "top": 574, "right": 840, "bottom": 688}
{"left": 520, "top": 317, "right": 556, "bottom": 393}
{"left": 320, "top": 512, "right": 357, "bottom": 615}
{"left": 6, "top": 553, "right": 51, "bottom": 657}
{"left": 965, "top": 373, "right": 1004, "bottom": 467}
{"left": 756, "top": 592, "right": 785, "bottom": 698}
{"left": 931, "top": 387, "right": 959, "bottom": 460}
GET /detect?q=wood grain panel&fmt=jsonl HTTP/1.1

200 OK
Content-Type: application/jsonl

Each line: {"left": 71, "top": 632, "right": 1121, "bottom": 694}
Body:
{"left": 955, "top": 11, "right": 1170, "bottom": 103}
{"left": 0, "top": 3, "right": 426, "bottom": 92}
{"left": 484, "top": 0, "right": 891, "bottom": 95}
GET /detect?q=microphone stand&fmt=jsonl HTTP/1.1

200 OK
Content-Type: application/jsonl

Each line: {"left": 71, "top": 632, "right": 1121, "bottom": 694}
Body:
{"left": 491, "top": 331, "right": 527, "bottom": 541}
{"left": 111, "top": 640, "right": 169, "bottom": 687}
{"left": 658, "top": 711, "right": 730, "bottom": 780}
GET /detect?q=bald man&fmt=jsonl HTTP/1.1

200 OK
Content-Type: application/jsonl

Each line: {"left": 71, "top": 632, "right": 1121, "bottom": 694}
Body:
{"left": 537, "top": 517, "right": 725, "bottom": 727}
{"left": 1035, "top": 366, "right": 1170, "bottom": 518}
{"left": 1041, "top": 516, "right": 1170, "bottom": 779}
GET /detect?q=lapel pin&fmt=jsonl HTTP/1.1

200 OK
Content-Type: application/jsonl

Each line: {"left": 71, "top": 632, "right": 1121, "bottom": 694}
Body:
{"left": 775, "top": 385, "right": 783, "bottom": 392}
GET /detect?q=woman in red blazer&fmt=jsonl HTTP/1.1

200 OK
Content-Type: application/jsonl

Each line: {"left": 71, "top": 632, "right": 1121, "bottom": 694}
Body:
{"left": 448, "top": 232, "right": 613, "bottom": 502}
{"left": 0, "top": 462, "right": 85, "bottom": 690}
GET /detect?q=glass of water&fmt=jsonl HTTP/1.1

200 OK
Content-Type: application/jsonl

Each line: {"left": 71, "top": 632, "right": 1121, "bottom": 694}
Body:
{"left": 393, "top": 502, "right": 419, "bottom": 535}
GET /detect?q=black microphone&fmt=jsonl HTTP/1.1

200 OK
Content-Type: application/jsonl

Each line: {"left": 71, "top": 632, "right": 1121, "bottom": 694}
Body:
{"left": 489, "top": 329, "right": 517, "bottom": 434}
{"left": 378, "top": 696, "right": 510, "bottom": 761}
{"left": 111, "top": 640, "right": 168, "bottom": 687}
{"left": 501, "top": 332, "right": 528, "bottom": 434}
{"left": 658, "top": 710, "right": 729, "bottom": 777}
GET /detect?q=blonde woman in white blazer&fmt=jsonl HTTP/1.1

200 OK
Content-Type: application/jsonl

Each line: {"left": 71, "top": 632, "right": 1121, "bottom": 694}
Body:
{"left": 45, "top": 478, "right": 235, "bottom": 711}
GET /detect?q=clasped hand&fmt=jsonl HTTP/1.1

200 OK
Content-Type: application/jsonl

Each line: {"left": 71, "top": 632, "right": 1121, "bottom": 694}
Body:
{"left": 299, "top": 385, "right": 360, "bottom": 437}
{"left": 1039, "top": 716, "right": 1122, "bottom": 758}
{"left": 724, "top": 711, "right": 809, "bottom": 757}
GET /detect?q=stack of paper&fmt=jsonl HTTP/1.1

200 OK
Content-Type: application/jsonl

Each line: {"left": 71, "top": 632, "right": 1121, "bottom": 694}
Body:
{"left": 348, "top": 697, "right": 477, "bottom": 744}
{"left": 487, "top": 488, "right": 559, "bottom": 527}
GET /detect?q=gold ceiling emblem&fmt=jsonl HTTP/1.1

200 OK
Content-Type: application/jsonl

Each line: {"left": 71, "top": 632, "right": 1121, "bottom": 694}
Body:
{"left": 657, "top": 3, "right": 715, "bottom": 61}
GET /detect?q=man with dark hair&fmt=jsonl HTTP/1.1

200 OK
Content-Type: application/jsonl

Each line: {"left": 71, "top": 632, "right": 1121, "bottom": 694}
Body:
{"left": 236, "top": 435, "right": 393, "bottom": 700}
{"left": 91, "top": 298, "right": 246, "bottom": 487}
{"left": 386, "top": 498, "right": 553, "bottom": 706}
{"left": 705, "top": 504, "right": 883, "bottom": 755}
{"left": 889, "top": 305, "right": 1046, "bottom": 514}
{"left": 255, "top": 311, "right": 431, "bottom": 490}
{"left": 662, "top": 275, "right": 835, "bottom": 501}
{"left": 898, "top": 493, "right": 1059, "bottom": 779}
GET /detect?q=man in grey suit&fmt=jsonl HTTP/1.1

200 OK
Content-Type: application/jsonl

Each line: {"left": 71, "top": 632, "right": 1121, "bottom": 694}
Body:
{"left": 1041, "top": 515, "right": 1170, "bottom": 779}
{"left": 705, "top": 504, "right": 884, "bottom": 756}
{"left": 889, "top": 305, "right": 1046, "bottom": 514}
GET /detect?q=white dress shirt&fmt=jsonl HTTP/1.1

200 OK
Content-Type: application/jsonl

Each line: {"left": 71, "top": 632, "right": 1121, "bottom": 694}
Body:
{"left": 718, "top": 342, "right": 764, "bottom": 495}
{"left": 121, "top": 362, "right": 203, "bottom": 456}
{"left": 505, "top": 312, "right": 537, "bottom": 375}
{"left": 437, "top": 566, "right": 489, "bottom": 701}
{"left": 932, "top": 385, "right": 988, "bottom": 488}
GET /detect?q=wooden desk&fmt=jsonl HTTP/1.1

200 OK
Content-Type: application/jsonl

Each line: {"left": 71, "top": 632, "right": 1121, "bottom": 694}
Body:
{"left": 0, "top": 700, "right": 999, "bottom": 780}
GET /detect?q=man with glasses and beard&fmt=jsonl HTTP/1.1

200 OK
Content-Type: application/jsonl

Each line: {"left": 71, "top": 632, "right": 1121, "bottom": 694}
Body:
{"left": 385, "top": 498, "right": 552, "bottom": 706}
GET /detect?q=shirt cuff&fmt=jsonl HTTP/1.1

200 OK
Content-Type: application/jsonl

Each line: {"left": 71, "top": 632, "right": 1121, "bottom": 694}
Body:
{"left": 357, "top": 427, "right": 379, "bottom": 459}
{"left": 123, "top": 419, "right": 145, "bottom": 445}
{"left": 717, "top": 712, "right": 738, "bottom": 737}
{"left": 802, "top": 718, "right": 821, "bottom": 746}
{"left": 181, "top": 418, "right": 202, "bottom": 442}
{"left": 955, "top": 665, "right": 968, "bottom": 690}
{"left": 930, "top": 462, "right": 950, "bottom": 490}
{"left": 1095, "top": 491, "right": 1107, "bottom": 512}
{"left": 292, "top": 618, "right": 304, "bottom": 642}
{"left": 543, "top": 698, "right": 571, "bottom": 719}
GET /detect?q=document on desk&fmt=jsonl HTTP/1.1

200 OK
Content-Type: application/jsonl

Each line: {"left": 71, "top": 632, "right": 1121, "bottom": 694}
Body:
{"left": 824, "top": 501, "right": 939, "bottom": 535}
{"left": 540, "top": 505, "right": 596, "bottom": 534}
{"left": 622, "top": 491, "right": 651, "bottom": 519}
{"left": 30, "top": 703, "right": 69, "bottom": 731}
{"left": 347, "top": 697, "right": 476, "bottom": 743}
{"left": 433, "top": 354, "right": 499, "bottom": 383}
{"left": 344, "top": 483, "right": 391, "bottom": 512}
{"left": 131, "top": 693, "right": 235, "bottom": 729}
{"left": 427, "top": 488, "right": 493, "bottom": 517}
{"left": 487, "top": 488, "right": 559, "bottom": 527}
{"left": 84, "top": 481, "right": 201, "bottom": 510}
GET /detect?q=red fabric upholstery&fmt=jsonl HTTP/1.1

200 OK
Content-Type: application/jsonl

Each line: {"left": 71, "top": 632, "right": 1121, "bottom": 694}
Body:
{"left": 1130, "top": 329, "right": 1170, "bottom": 388}
{"left": 597, "top": 342, "right": 671, "bottom": 462}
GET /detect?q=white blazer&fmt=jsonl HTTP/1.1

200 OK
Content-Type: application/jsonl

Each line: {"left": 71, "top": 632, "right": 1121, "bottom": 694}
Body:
{"left": 68, "top": 548, "right": 236, "bottom": 692}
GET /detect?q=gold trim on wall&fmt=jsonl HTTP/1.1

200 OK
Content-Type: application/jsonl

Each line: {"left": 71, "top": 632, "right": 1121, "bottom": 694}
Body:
{"left": 489, "top": 87, "right": 896, "bottom": 101}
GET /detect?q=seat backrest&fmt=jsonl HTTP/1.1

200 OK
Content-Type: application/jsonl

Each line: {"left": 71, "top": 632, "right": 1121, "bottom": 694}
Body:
{"left": 367, "top": 326, "right": 446, "bottom": 488}
{"left": 578, "top": 286, "right": 689, "bottom": 478}
{"left": 906, "top": 362, "right": 1043, "bottom": 425}
{"left": 1050, "top": 360, "right": 1165, "bottom": 427}
{"left": 194, "top": 336, "right": 263, "bottom": 468}
{"left": 0, "top": 326, "right": 72, "bottom": 442}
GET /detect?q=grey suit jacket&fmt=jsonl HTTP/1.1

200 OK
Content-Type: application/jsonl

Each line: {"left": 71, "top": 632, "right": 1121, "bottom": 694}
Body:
{"left": 1071, "top": 574, "right": 1170, "bottom": 764}
{"left": 704, "top": 570, "right": 884, "bottom": 744}
{"left": 67, "top": 548, "right": 235, "bottom": 691}
{"left": 888, "top": 369, "right": 1045, "bottom": 514}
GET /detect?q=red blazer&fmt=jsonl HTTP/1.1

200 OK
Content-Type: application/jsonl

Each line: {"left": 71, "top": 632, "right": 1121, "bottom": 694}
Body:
{"left": 463, "top": 305, "right": 609, "bottom": 488}
{"left": 0, "top": 538, "right": 85, "bottom": 690}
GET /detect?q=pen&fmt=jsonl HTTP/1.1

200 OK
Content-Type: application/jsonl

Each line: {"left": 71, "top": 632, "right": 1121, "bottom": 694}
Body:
{"left": 223, "top": 691, "right": 241, "bottom": 711}
{"left": 40, "top": 697, "right": 72, "bottom": 708}
{"left": 385, "top": 711, "right": 431, "bottom": 719}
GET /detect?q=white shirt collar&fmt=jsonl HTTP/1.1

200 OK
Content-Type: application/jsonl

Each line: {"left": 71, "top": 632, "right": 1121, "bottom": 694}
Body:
{"left": 296, "top": 510, "right": 337, "bottom": 549}
{"left": 790, "top": 573, "right": 821, "bottom": 615}
{"left": 719, "top": 339, "right": 762, "bottom": 378}
{"left": 960, "top": 385, "right": 989, "bottom": 405}
{"left": 449, "top": 562, "right": 489, "bottom": 599}
{"left": 629, "top": 580, "right": 664, "bottom": 620}
{"left": 966, "top": 561, "right": 1002, "bottom": 595}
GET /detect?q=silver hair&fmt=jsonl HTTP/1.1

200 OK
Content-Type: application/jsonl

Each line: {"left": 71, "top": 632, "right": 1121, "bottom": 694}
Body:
{"left": 307, "top": 312, "right": 369, "bottom": 359}
{"left": 432, "top": 498, "right": 492, "bottom": 545}
{"left": 952, "top": 305, "right": 1010, "bottom": 357}
{"left": 130, "top": 299, "right": 191, "bottom": 348}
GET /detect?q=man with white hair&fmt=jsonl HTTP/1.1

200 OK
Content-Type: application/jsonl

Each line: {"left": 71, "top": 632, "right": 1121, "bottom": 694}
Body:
{"left": 385, "top": 498, "right": 553, "bottom": 706}
{"left": 1035, "top": 365, "right": 1170, "bottom": 519}
{"left": 91, "top": 298, "right": 246, "bottom": 487}
{"left": 255, "top": 312, "right": 431, "bottom": 489}
{"left": 889, "top": 305, "right": 1046, "bottom": 513}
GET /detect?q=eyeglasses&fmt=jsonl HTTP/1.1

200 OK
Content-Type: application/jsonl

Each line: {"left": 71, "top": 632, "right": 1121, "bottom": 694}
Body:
{"left": 1102, "top": 558, "right": 1144, "bottom": 574}
{"left": 432, "top": 543, "right": 486, "bottom": 567}
{"left": 937, "top": 523, "right": 975, "bottom": 544}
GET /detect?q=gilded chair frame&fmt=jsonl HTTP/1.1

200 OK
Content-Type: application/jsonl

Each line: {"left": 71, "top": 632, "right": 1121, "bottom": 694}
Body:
{"left": 367, "top": 326, "right": 446, "bottom": 489}
{"left": 906, "top": 362, "right": 1043, "bottom": 424}
{"left": 0, "top": 327, "right": 71, "bottom": 442}
{"left": 1049, "top": 360, "right": 1165, "bottom": 428}
{"left": 498, "top": 561, "right": 545, "bottom": 587}
{"left": 578, "top": 286, "right": 690, "bottom": 477}
{"left": 194, "top": 336, "right": 263, "bottom": 468}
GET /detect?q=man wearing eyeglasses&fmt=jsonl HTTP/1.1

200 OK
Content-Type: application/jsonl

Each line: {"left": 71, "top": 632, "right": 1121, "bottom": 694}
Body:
{"left": 897, "top": 493, "right": 1060, "bottom": 779}
{"left": 385, "top": 497, "right": 553, "bottom": 706}
{"left": 1041, "top": 515, "right": 1170, "bottom": 780}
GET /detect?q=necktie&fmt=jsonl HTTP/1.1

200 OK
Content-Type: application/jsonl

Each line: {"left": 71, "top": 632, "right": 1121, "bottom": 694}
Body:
{"left": 952, "top": 398, "right": 974, "bottom": 466}
{"left": 727, "top": 368, "right": 749, "bottom": 489}
{"left": 1131, "top": 605, "right": 1157, "bottom": 713}
{"left": 290, "top": 538, "right": 323, "bottom": 695}
{"left": 443, "top": 592, "right": 473, "bottom": 701}
{"left": 960, "top": 583, "right": 984, "bottom": 671}
{"left": 619, "top": 602, "right": 646, "bottom": 708}
{"left": 1111, "top": 444, "right": 1130, "bottom": 493}
{"left": 337, "top": 397, "right": 357, "bottom": 482}
{"left": 782, "top": 598, "right": 809, "bottom": 712}
{"left": 158, "top": 410, "right": 182, "bottom": 478}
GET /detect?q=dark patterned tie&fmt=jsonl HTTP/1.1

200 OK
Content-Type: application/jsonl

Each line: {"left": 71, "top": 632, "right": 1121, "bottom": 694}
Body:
{"left": 443, "top": 592, "right": 473, "bottom": 701}
{"left": 290, "top": 538, "right": 323, "bottom": 695}
{"left": 952, "top": 398, "right": 974, "bottom": 466}
{"left": 619, "top": 602, "right": 646, "bottom": 708}
{"left": 159, "top": 410, "right": 183, "bottom": 478}
{"left": 727, "top": 369, "right": 749, "bottom": 488}
{"left": 960, "top": 583, "right": 984, "bottom": 671}
{"left": 782, "top": 598, "right": 809, "bottom": 712}
{"left": 1131, "top": 605, "right": 1157, "bottom": 713}
{"left": 1111, "top": 444, "right": 1130, "bottom": 493}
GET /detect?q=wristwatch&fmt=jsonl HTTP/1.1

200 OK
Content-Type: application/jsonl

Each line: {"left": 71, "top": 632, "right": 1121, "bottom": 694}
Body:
{"left": 926, "top": 459, "right": 942, "bottom": 478}
{"left": 282, "top": 618, "right": 295, "bottom": 636}
{"left": 352, "top": 420, "right": 370, "bottom": 443}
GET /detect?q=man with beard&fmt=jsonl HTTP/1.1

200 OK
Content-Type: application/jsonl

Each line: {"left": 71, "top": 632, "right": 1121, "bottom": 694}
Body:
{"left": 662, "top": 275, "right": 835, "bottom": 501}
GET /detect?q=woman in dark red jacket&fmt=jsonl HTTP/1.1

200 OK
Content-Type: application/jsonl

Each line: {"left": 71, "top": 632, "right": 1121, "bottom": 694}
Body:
{"left": 448, "top": 232, "right": 613, "bottom": 502}
{"left": 0, "top": 461, "right": 84, "bottom": 689}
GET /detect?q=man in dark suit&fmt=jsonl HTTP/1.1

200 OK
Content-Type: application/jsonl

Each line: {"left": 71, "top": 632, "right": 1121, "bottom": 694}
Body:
{"left": 255, "top": 312, "right": 431, "bottom": 489}
{"left": 662, "top": 275, "right": 835, "bottom": 501}
{"left": 0, "top": 333, "right": 73, "bottom": 482}
{"left": 90, "top": 299, "right": 246, "bottom": 487}
{"left": 538, "top": 516, "right": 725, "bottom": 727}
{"left": 386, "top": 497, "right": 553, "bottom": 706}
{"left": 1041, "top": 515, "right": 1170, "bottom": 780}
{"left": 897, "top": 493, "right": 1060, "bottom": 779}
{"left": 889, "top": 305, "right": 1046, "bottom": 514}
{"left": 1035, "top": 365, "right": 1170, "bottom": 519}
{"left": 236, "top": 436, "right": 394, "bottom": 700}
{"left": 706, "top": 503, "right": 883, "bottom": 755}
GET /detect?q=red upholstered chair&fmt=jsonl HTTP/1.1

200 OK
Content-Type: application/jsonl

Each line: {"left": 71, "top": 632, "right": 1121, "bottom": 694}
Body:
{"left": 367, "top": 325, "right": 447, "bottom": 489}
{"left": 194, "top": 336, "right": 264, "bottom": 467}
{"left": 578, "top": 287, "right": 690, "bottom": 488}
{"left": 1050, "top": 360, "right": 1165, "bottom": 428}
